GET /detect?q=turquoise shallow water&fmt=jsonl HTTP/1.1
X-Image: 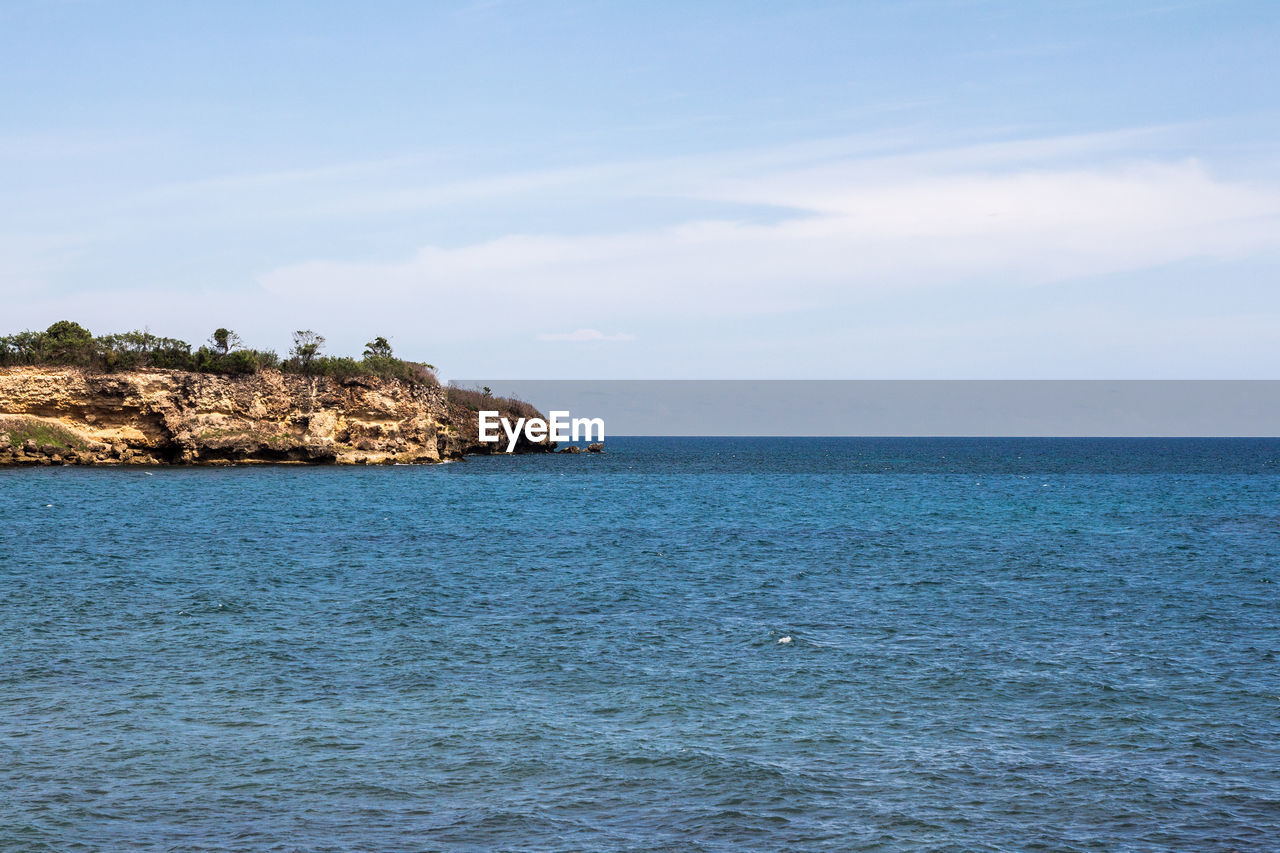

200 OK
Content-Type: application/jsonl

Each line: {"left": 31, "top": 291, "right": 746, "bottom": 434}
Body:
{"left": 2, "top": 438, "right": 1279, "bottom": 851}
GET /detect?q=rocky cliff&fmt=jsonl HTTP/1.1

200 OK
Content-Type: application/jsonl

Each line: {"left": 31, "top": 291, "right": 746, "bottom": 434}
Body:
{"left": 0, "top": 367, "right": 550, "bottom": 465}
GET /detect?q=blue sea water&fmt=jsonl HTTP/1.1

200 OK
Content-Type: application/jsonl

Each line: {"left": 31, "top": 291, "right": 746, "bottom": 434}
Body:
{"left": 2, "top": 437, "right": 1278, "bottom": 852}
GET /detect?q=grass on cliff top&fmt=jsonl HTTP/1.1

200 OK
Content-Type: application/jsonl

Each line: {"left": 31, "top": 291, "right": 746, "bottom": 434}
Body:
{"left": 0, "top": 415, "right": 89, "bottom": 450}
{"left": 446, "top": 385, "right": 542, "bottom": 420}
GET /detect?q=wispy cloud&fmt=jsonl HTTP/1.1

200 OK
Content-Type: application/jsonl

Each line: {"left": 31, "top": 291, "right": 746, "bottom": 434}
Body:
{"left": 8, "top": 125, "right": 1280, "bottom": 376}
{"left": 538, "top": 329, "right": 636, "bottom": 342}
{"left": 259, "top": 138, "right": 1280, "bottom": 312}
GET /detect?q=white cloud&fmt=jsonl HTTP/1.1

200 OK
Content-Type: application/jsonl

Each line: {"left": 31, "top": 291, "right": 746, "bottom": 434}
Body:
{"left": 8, "top": 126, "right": 1280, "bottom": 376}
{"left": 537, "top": 329, "right": 637, "bottom": 342}
{"left": 258, "top": 154, "right": 1280, "bottom": 318}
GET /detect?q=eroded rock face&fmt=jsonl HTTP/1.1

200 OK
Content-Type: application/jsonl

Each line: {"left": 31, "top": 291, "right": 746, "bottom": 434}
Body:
{"left": 436, "top": 402, "right": 551, "bottom": 458}
{"left": 0, "top": 367, "right": 551, "bottom": 465}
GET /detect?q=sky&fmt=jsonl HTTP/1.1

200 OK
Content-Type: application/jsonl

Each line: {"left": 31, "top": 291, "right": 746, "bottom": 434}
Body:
{"left": 1, "top": 0, "right": 1278, "bottom": 379}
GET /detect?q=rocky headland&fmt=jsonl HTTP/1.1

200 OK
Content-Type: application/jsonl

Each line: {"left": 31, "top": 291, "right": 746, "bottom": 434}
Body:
{"left": 0, "top": 367, "right": 551, "bottom": 465}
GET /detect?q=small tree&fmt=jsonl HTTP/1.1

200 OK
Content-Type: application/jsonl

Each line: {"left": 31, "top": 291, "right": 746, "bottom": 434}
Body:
{"left": 0, "top": 330, "right": 42, "bottom": 364}
{"left": 363, "top": 336, "right": 393, "bottom": 359}
{"left": 209, "top": 328, "right": 242, "bottom": 356}
{"left": 290, "top": 330, "right": 325, "bottom": 368}
{"left": 40, "top": 320, "right": 95, "bottom": 365}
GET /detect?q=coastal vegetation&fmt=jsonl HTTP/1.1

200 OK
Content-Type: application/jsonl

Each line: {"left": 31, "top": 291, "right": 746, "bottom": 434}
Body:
{"left": 0, "top": 321, "right": 439, "bottom": 385}
{"left": 0, "top": 415, "right": 88, "bottom": 451}
{"left": 445, "top": 384, "right": 542, "bottom": 422}
{"left": 0, "top": 322, "right": 549, "bottom": 450}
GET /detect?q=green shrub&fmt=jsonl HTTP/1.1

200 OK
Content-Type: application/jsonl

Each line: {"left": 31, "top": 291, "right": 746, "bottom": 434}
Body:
{"left": 96, "top": 331, "right": 195, "bottom": 372}
{"left": 39, "top": 320, "right": 95, "bottom": 365}
{"left": 446, "top": 384, "right": 540, "bottom": 420}
{"left": 0, "top": 323, "right": 99, "bottom": 367}
{"left": 0, "top": 322, "right": 433, "bottom": 385}
{"left": 358, "top": 355, "right": 438, "bottom": 385}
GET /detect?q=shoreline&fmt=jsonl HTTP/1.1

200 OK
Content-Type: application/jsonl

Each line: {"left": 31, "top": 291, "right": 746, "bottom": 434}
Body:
{"left": 0, "top": 366, "right": 554, "bottom": 466}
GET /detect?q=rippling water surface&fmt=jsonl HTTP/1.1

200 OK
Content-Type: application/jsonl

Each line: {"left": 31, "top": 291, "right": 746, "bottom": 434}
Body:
{"left": 2, "top": 438, "right": 1279, "bottom": 851}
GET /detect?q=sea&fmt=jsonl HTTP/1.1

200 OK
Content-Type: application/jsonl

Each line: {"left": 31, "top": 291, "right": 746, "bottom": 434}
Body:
{"left": 2, "top": 437, "right": 1278, "bottom": 852}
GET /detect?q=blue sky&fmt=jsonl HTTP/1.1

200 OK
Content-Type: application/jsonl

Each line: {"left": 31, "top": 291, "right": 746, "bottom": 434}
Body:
{"left": 2, "top": 0, "right": 1278, "bottom": 378}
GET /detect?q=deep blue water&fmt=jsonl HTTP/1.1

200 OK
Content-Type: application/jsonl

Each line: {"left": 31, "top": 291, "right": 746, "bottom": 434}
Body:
{"left": 2, "top": 438, "right": 1278, "bottom": 852}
